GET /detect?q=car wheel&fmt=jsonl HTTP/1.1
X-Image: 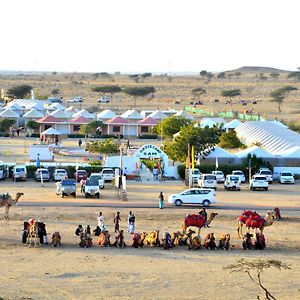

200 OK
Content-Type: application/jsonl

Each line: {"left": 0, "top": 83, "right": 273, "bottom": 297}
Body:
{"left": 175, "top": 199, "right": 182, "bottom": 206}
{"left": 73, "top": 193, "right": 76, "bottom": 198}
{"left": 61, "top": 193, "right": 64, "bottom": 198}
{"left": 203, "top": 200, "right": 210, "bottom": 207}
{"left": 101, "top": 186, "right": 104, "bottom": 189}
{"left": 265, "top": 187, "right": 268, "bottom": 191}
{"left": 96, "top": 193, "right": 100, "bottom": 198}
{"left": 85, "top": 193, "right": 88, "bottom": 198}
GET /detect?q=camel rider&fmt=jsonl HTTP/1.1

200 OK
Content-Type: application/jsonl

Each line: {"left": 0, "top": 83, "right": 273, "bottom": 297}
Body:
{"left": 199, "top": 209, "right": 209, "bottom": 227}
{"left": 75, "top": 225, "right": 83, "bottom": 236}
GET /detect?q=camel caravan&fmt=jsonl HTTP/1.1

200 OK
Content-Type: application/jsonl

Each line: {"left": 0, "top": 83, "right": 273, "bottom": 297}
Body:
{"left": 1, "top": 193, "right": 281, "bottom": 251}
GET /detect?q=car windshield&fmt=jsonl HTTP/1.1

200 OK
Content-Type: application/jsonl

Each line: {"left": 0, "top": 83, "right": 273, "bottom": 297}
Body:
{"left": 16, "top": 168, "right": 25, "bottom": 172}
{"left": 281, "top": 172, "right": 292, "bottom": 176}
{"left": 193, "top": 170, "right": 200, "bottom": 175}
{"left": 40, "top": 170, "right": 48, "bottom": 174}
{"left": 254, "top": 177, "right": 266, "bottom": 181}
{"left": 234, "top": 171, "right": 243, "bottom": 175}
{"left": 90, "top": 175, "right": 103, "bottom": 180}
{"left": 216, "top": 172, "right": 223, "bottom": 175}
{"left": 261, "top": 171, "right": 272, "bottom": 175}
{"left": 86, "top": 180, "right": 98, "bottom": 186}
{"left": 62, "top": 180, "right": 76, "bottom": 185}
{"left": 56, "top": 170, "right": 66, "bottom": 173}
{"left": 77, "top": 171, "right": 87, "bottom": 175}
{"left": 204, "top": 175, "right": 216, "bottom": 180}
{"left": 230, "top": 176, "right": 240, "bottom": 181}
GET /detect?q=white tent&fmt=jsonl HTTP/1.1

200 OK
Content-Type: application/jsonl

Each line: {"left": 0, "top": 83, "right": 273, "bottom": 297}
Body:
{"left": 174, "top": 110, "right": 195, "bottom": 120}
{"left": 148, "top": 110, "right": 168, "bottom": 120}
{"left": 0, "top": 108, "right": 19, "bottom": 118}
{"left": 235, "top": 145, "right": 275, "bottom": 158}
{"left": 281, "top": 146, "right": 300, "bottom": 158}
{"left": 48, "top": 103, "right": 66, "bottom": 111}
{"left": 72, "top": 109, "right": 95, "bottom": 119}
{"left": 26, "top": 101, "right": 46, "bottom": 112}
{"left": 40, "top": 127, "right": 62, "bottom": 135}
{"left": 121, "top": 109, "right": 143, "bottom": 119}
{"left": 223, "top": 119, "right": 242, "bottom": 130}
{"left": 97, "top": 109, "right": 117, "bottom": 120}
{"left": 200, "top": 117, "right": 226, "bottom": 128}
{"left": 23, "top": 108, "right": 44, "bottom": 119}
{"left": 64, "top": 106, "right": 79, "bottom": 118}
{"left": 49, "top": 109, "right": 68, "bottom": 119}
{"left": 206, "top": 146, "right": 237, "bottom": 159}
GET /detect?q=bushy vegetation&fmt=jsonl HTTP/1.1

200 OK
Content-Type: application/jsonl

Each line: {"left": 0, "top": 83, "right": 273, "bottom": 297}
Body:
{"left": 86, "top": 138, "right": 119, "bottom": 154}
{"left": 218, "top": 130, "right": 244, "bottom": 149}
{"left": 221, "top": 89, "right": 241, "bottom": 97}
{"left": 0, "top": 119, "right": 15, "bottom": 133}
{"left": 7, "top": 84, "right": 33, "bottom": 98}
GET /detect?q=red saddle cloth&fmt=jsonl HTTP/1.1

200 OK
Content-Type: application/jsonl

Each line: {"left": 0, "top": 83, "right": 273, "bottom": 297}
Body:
{"left": 133, "top": 233, "right": 141, "bottom": 242}
{"left": 185, "top": 214, "right": 206, "bottom": 227}
{"left": 239, "top": 210, "right": 261, "bottom": 223}
{"left": 245, "top": 216, "right": 265, "bottom": 229}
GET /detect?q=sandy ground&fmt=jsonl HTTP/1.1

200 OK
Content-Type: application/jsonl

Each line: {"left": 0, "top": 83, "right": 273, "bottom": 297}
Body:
{"left": 0, "top": 179, "right": 300, "bottom": 300}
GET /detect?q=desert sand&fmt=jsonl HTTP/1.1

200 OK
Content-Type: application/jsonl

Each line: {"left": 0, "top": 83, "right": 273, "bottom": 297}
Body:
{"left": 0, "top": 179, "right": 300, "bottom": 300}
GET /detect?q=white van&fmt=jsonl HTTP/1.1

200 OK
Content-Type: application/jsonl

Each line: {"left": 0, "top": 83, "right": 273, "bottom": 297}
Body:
{"left": 197, "top": 174, "right": 217, "bottom": 189}
{"left": 13, "top": 165, "right": 27, "bottom": 181}
{"left": 101, "top": 168, "right": 115, "bottom": 182}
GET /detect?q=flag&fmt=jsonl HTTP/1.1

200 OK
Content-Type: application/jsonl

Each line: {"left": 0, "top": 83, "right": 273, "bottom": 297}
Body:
{"left": 215, "top": 157, "right": 219, "bottom": 170}
{"left": 186, "top": 143, "right": 190, "bottom": 169}
{"left": 191, "top": 146, "right": 195, "bottom": 172}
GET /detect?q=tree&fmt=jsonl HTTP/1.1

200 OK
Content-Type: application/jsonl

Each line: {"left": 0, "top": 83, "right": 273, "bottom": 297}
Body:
{"left": 270, "top": 85, "right": 298, "bottom": 113}
{"left": 153, "top": 116, "right": 192, "bottom": 139}
{"left": 217, "top": 72, "right": 226, "bottom": 79}
{"left": 26, "top": 120, "right": 40, "bottom": 130}
{"left": 221, "top": 89, "right": 241, "bottom": 98}
{"left": 218, "top": 131, "right": 244, "bottom": 149}
{"left": 7, "top": 85, "right": 32, "bottom": 99}
{"left": 79, "top": 120, "right": 104, "bottom": 138}
{"left": 199, "top": 70, "right": 207, "bottom": 78}
{"left": 91, "top": 85, "right": 122, "bottom": 102}
{"left": 287, "top": 71, "right": 300, "bottom": 81}
{"left": 123, "top": 86, "right": 156, "bottom": 107}
{"left": 191, "top": 87, "right": 206, "bottom": 95}
{"left": 164, "top": 125, "right": 220, "bottom": 163}
{"left": 141, "top": 73, "right": 152, "bottom": 79}
{"left": 86, "top": 138, "right": 119, "bottom": 154}
{"left": 0, "top": 119, "right": 15, "bottom": 133}
{"left": 269, "top": 72, "right": 280, "bottom": 79}
{"left": 234, "top": 71, "right": 241, "bottom": 77}
{"left": 51, "top": 89, "right": 60, "bottom": 95}
{"left": 225, "top": 259, "right": 290, "bottom": 300}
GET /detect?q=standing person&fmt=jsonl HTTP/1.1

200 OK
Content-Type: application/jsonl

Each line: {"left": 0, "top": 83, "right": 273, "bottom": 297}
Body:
{"left": 127, "top": 211, "right": 133, "bottom": 232}
{"left": 129, "top": 213, "right": 135, "bottom": 234}
{"left": 97, "top": 212, "right": 105, "bottom": 230}
{"left": 159, "top": 191, "right": 164, "bottom": 209}
{"left": 124, "top": 167, "right": 128, "bottom": 179}
{"left": 78, "top": 139, "right": 82, "bottom": 147}
{"left": 80, "top": 178, "right": 86, "bottom": 193}
{"left": 114, "top": 211, "right": 121, "bottom": 233}
{"left": 75, "top": 225, "right": 83, "bottom": 236}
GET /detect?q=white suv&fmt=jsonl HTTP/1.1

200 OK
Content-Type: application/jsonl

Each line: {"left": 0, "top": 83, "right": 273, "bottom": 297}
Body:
{"left": 101, "top": 168, "right": 115, "bottom": 182}
{"left": 197, "top": 174, "right": 217, "bottom": 189}
{"left": 53, "top": 169, "right": 68, "bottom": 182}
{"left": 211, "top": 170, "right": 225, "bottom": 183}
{"left": 249, "top": 175, "right": 268, "bottom": 191}
{"left": 279, "top": 171, "right": 295, "bottom": 184}
{"left": 232, "top": 170, "right": 246, "bottom": 183}
{"left": 98, "top": 96, "right": 111, "bottom": 103}
{"left": 256, "top": 169, "right": 273, "bottom": 183}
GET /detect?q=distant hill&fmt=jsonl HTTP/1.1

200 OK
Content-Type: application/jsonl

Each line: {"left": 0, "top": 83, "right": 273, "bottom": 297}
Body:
{"left": 226, "top": 66, "right": 290, "bottom": 73}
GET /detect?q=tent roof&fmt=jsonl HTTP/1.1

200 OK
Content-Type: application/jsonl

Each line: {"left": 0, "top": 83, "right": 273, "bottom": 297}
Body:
{"left": 23, "top": 108, "right": 44, "bottom": 118}
{"left": 49, "top": 109, "right": 68, "bottom": 118}
{"left": 137, "top": 117, "right": 159, "bottom": 125}
{"left": 235, "top": 145, "right": 275, "bottom": 158}
{"left": 148, "top": 110, "right": 168, "bottom": 120}
{"left": 48, "top": 103, "right": 66, "bottom": 111}
{"left": 97, "top": 109, "right": 117, "bottom": 119}
{"left": 0, "top": 108, "right": 19, "bottom": 118}
{"left": 281, "top": 146, "right": 300, "bottom": 158}
{"left": 206, "top": 146, "right": 237, "bottom": 158}
{"left": 120, "top": 109, "right": 143, "bottom": 119}
{"left": 200, "top": 117, "right": 226, "bottom": 128}
{"left": 223, "top": 119, "right": 242, "bottom": 129}
{"left": 6, "top": 102, "right": 24, "bottom": 110}
{"left": 69, "top": 116, "right": 91, "bottom": 124}
{"left": 174, "top": 110, "right": 195, "bottom": 120}
{"left": 37, "top": 115, "right": 62, "bottom": 123}
{"left": 72, "top": 109, "right": 95, "bottom": 119}
{"left": 106, "top": 116, "right": 128, "bottom": 124}
{"left": 40, "top": 127, "right": 62, "bottom": 135}
{"left": 65, "top": 106, "right": 79, "bottom": 112}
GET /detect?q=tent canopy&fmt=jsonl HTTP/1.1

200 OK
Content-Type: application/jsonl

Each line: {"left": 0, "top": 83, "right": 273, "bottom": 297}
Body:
{"left": 40, "top": 127, "right": 62, "bottom": 135}
{"left": 235, "top": 145, "right": 275, "bottom": 158}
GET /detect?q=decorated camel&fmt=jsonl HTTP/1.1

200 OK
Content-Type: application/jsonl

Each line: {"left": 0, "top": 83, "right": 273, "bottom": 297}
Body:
{"left": 0, "top": 192, "right": 24, "bottom": 220}
{"left": 144, "top": 230, "right": 160, "bottom": 246}
{"left": 182, "top": 212, "right": 218, "bottom": 236}
{"left": 52, "top": 232, "right": 62, "bottom": 247}
{"left": 237, "top": 210, "right": 276, "bottom": 239}
{"left": 27, "top": 219, "right": 40, "bottom": 247}
{"left": 132, "top": 232, "right": 147, "bottom": 248}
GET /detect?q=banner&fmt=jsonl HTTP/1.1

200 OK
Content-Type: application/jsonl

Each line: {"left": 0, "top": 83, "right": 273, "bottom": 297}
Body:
{"left": 191, "top": 146, "right": 195, "bottom": 172}
{"left": 186, "top": 143, "right": 190, "bottom": 169}
{"left": 215, "top": 157, "right": 219, "bottom": 170}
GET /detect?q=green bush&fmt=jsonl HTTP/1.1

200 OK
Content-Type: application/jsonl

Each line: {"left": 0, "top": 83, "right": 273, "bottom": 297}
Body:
{"left": 99, "top": 134, "right": 123, "bottom": 139}
{"left": 67, "top": 134, "right": 86, "bottom": 138}
{"left": 138, "top": 134, "right": 158, "bottom": 139}
{"left": 294, "top": 174, "right": 300, "bottom": 180}
{"left": 0, "top": 133, "right": 9, "bottom": 137}
{"left": 26, "top": 133, "right": 40, "bottom": 138}
{"left": 26, "top": 165, "right": 37, "bottom": 178}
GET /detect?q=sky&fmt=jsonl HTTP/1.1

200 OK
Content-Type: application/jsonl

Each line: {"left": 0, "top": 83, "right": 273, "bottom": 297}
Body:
{"left": 0, "top": 0, "right": 299, "bottom": 73}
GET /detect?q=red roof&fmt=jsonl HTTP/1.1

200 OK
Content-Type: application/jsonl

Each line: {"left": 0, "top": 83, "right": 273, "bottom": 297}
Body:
{"left": 69, "top": 116, "right": 91, "bottom": 124}
{"left": 37, "top": 115, "right": 62, "bottom": 123}
{"left": 137, "top": 117, "right": 159, "bottom": 125}
{"left": 106, "top": 116, "right": 128, "bottom": 124}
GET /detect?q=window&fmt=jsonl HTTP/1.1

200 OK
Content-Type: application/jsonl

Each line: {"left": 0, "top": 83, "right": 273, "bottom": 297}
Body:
{"left": 113, "top": 126, "right": 121, "bottom": 133}
{"left": 73, "top": 125, "right": 80, "bottom": 132}
{"left": 141, "top": 126, "right": 149, "bottom": 133}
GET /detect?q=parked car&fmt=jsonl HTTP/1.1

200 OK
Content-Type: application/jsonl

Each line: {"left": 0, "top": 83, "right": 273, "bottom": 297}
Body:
{"left": 249, "top": 175, "right": 268, "bottom": 191}
{"left": 279, "top": 171, "right": 295, "bottom": 184}
{"left": 197, "top": 174, "right": 217, "bottom": 189}
{"left": 256, "top": 168, "right": 273, "bottom": 183}
{"left": 75, "top": 170, "right": 87, "bottom": 182}
{"left": 12, "top": 165, "right": 27, "bottom": 181}
{"left": 88, "top": 173, "right": 105, "bottom": 189}
{"left": 67, "top": 96, "right": 84, "bottom": 103}
{"left": 101, "top": 168, "right": 115, "bottom": 182}
{"left": 191, "top": 168, "right": 201, "bottom": 184}
{"left": 84, "top": 179, "right": 100, "bottom": 198}
{"left": 34, "top": 168, "right": 50, "bottom": 182}
{"left": 224, "top": 175, "right": 241, "bottom": 191}
{"left": 47, "top": 97, "right": 62, "bottom": 104}
{"left": 168, "top": 188, "right": 216, "bottom": 207}
{"left": 232, "top": 170, "right": 246, "bottom": 183}
{"left": 53, "top": 169, "right": 68, "bottom": 182}
{"left": 57, "top": 179, "right": 77, "bottom": 198}
{"left": 98, "top": 96, "right": 111, "bottom": 103}
{"left": 211, "top": 170, "right": 225, "bottom": 183}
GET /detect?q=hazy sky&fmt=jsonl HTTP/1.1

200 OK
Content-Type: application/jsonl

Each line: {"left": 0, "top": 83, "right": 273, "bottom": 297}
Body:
{"left": 1, "top": 0, "right": 299, "bottom": 73}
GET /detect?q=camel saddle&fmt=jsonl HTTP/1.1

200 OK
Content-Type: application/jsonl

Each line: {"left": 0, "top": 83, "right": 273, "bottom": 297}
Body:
{"left": 239, "top": 210, "right": 261, "bottom": 223}
{"left": 245, "top": 215, "right": 265, "bottom": 229}
{"left": 184, "top": 214, "right": 206, "bottom": 228}
{"left": 0, "top": 193, "right": 9, "bottom": 200}
{"left": 133, "top": 233, "right": 141, "bottom": 242}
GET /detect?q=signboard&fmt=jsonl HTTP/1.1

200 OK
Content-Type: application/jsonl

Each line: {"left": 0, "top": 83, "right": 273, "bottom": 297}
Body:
{"left": 136, "top": 144, "right": 164, "bottom": 158}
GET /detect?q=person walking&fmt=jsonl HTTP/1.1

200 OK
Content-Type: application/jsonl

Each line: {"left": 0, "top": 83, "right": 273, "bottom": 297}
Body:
{"left": 80, "top": 178, "right": 86, "bottom": 193}
{"left": 114, "top": 211, "right": 121, "bottom": 233}
{"left": 129, "top": 213, "right": 136, "bottom": 234}
{"left": 97, "top": 212, "right": 105, "bottom": 230}
{"left": 78, "top": 139, "right": 82, "bottom": 147}
{"left": 127, "top": 211, "right": 133, "bottom": 232}
{"left": 159, "top": 191, "right": 164, "bottom": 209}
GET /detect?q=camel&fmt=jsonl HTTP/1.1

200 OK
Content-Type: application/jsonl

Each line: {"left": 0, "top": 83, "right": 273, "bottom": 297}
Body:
{"left": 0, "top": 192, "right": 24, "bottom": 220}
{"left": 52, "top": 232, "right": 61, "bottom": 247}
{"left": 113, "top": 230, "right": 126, "bottom": 247}
{"left": 237, "top": 210, "right": 276, "bottom": 239}
{"left": 182, "top": 212, "right": 218, "bottom": 236}
{"left": 203, "top": 233, "right": 216, "bottom": 250}
{"left": 253, "top": 233, "right": 266, "bottom": 250}
{"left": 97, "top": 231, "right": 110, "bottom": 247}
{"left": 79, "top": 232, "right": 93, "bottom": 248}
{"left": 145, "top": 230, "right": 160, "bottom": 247}
{"left": 185, "top": 229, "right": 202, "bottom": 250}
{"left": 161, "top": 232, "right": 172, "bottom": 250}
{"left": 218, "top": 234, "right": 231, "bottom": 250}
{"left": 132, "top": 232, "right": 147, "bottom": 248}
{"left": 27, "top": 219, "right": 40, "bottom": 247}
